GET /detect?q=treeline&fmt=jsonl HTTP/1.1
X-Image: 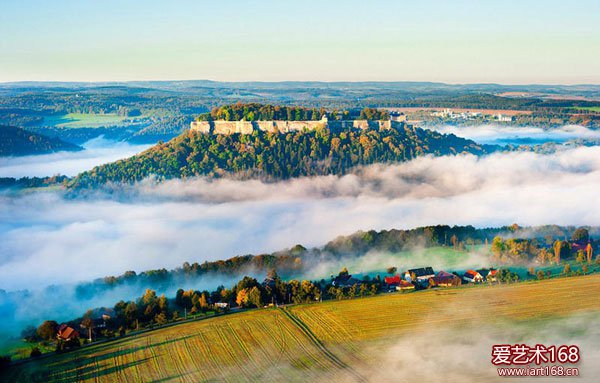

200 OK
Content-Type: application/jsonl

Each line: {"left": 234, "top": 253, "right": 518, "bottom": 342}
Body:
{"left": 69, "top": 125, "right": 494, "bottom": 188}
{"left": 73, "top": 225, "right": 565, "bottom": 299}
{"left": 196, "top": 103, "right": 392, "bottom": 122}
{"left": 0, "top": 175, "right": 69, "bottom": 189}
{"left": 0, "top": 125, "right": 81, "bottom": 156}
{"left": 197, "top": 103, "right": 328, "bottom": 121}
{"left": 491, "top": 227, "right": 597, "bottom": 264}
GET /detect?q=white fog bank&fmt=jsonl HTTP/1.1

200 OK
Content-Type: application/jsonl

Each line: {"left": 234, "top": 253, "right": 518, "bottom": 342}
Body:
{"left": 0, "top": 136, "right": 152, "bottom": 178}
{"left": 2, "top": 146, "right": 600, "bottom": 291}
{"left": 428, "top": 124, "right": 600, "bottom": 145}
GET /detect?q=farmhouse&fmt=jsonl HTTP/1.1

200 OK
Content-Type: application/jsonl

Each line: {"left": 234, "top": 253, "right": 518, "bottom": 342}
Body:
{"left": 215, "top": 302, "right": 229, "bottom": 309}
{"left": 407, "top": 267, "right": 436, "bottom": 282}
{"left": 57, "top": 324, "right": 79, "bottom": 341}
{"left": 429, "top": 273, "right": 462, "bottom": 287}
{"left": 384, "top": 275, "right": 401, "bottom": 286}
{"left": 487, "top": 269, "right": 498, "bottom": 282}
{"left": 463, "top": 270, "right": 484, "bottom": 284}
{"left": 332, "top": 273, "right": 362, "bottom": 287}
{"left": 385, "top": 275, "right": 402, "bottom": 292}
{"left": 476, "top": 268, "right": 498, "bottom": 282}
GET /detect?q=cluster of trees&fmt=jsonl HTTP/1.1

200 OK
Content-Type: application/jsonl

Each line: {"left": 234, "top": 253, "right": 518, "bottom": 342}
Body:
{"left": 30, "top": 269, "right": 368, "bottom": 350}
{"left": 0, "top": 175, "right": 69, "bottom": 189}
{"left": 358, "top": 107, "right": 390, "bottom": 120}
{"left": 196, "top": 103, "right": 392, "bottom": 122}
{"left": 73, "top": 226, "right": 514, "bottom": 299}
{"left": 70, "top": 125, "right": 493, "bottom": 188}
{"left": 197, "top": 103, "right": 328, "bottom": 121}
{"left": 71, "top": 225, "right": 597, "bottom": 303}
{"left": 491, "top": 227, "right": 596, "bottom": 265}
{"left": 0, "top": 125, "right": 81, "bottom": 156}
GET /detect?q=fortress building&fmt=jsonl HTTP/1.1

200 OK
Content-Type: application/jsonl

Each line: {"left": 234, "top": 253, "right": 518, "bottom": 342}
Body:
{"left": 190, "top": 115, "right": 408, "bottom": 134}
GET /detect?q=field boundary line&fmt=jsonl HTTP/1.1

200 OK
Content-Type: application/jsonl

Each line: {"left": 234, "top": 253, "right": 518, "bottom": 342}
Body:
{"left": 280, "top": 307, "right": 365, "bottom": 382}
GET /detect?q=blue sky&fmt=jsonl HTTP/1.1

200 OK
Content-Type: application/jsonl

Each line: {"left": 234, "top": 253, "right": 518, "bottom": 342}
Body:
{"left": 0, "top": 0, "right": 598, "bottom": 84}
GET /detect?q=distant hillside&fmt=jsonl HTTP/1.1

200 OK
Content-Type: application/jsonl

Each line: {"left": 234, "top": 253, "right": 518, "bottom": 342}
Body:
{"left": 0, "top": 125, "right": 81, "bottom": 156}
{"left": 70, "top": 125, "right": 496, "bottom": 188}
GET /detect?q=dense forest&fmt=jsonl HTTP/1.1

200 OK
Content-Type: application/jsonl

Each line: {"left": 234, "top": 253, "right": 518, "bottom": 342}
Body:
{"left": 69, "top": 125, "right": 495, "bottom": 188}
{"left": 196, "top": 104, "right": 391, "bottom": 121}
{"left": 0, "top": 125, "right": 81, "bottom": 156}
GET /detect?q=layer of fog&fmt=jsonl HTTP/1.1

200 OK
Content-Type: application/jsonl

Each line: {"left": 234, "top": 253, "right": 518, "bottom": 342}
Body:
{"left": 428, "top": 124, "right": 600, "bottom": 145}
{"left": 4, "top": 145, "right": 600, "bottom": 289}
{"left": 357, "top": 311, "right": 600, "bottom": 382}
{"left": 3, "top": 145, "right": 600, "bottom": 336}
{"left": 0, "top": 136, "right": 151, "bottom": 178}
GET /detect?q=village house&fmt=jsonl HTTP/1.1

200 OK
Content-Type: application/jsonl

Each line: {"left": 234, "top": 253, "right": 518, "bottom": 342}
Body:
{"left": 384, "top": 275, "right": 402, "bottom": 292}
{"left": 487, "top": 269, "right": 498, "bottom": 282}
{"left": 406, "top": 267, "right": 436, "bottom": 283}
{"left": 57, "top": 324, "right": 79, "bottom": 341}
{"left": 214, "top": 302, "right": 229, "bottom": 309}
{"left": 475, "top": 268, "right": 498, "bottom": 283}
{"left": 429, "top": 271, "right": 462, "bottom": 287}
{"left": 332, "top": 273, "right": 362, "bottom": 287}
{"left": 462, "top": 270, "right": 484, "bottom": 284}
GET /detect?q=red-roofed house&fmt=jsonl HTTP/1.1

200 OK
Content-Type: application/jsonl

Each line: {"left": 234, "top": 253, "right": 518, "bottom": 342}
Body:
{"left": 487, "top": 269, "right": 498, "bottom": 282}
{"left": 462, "top": 270, "right": 484, "bottom": 284}
{"left": 57, "top": 324, "right": 79, "bottom": 341}
{"left": 385, "top": 275, "right": 401, "bottom": 286}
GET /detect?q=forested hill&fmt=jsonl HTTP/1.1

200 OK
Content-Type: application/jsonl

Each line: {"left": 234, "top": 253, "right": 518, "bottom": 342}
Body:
{"left": 0, "top": 125, "right": 81, "bottom": 157}
{"left": 69, "top": 125, "right": 496, "bottom": 188}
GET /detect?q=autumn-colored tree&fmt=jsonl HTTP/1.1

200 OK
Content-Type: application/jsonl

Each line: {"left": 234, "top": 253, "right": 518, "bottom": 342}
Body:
{"left": 36, "top": 320, "right": 58, "bottom": 341}
{"left": 553, "top": 240, "right": 570, "bottom": 264}
{"left": 563, "top": 263, "right": 571, "bottom": 275}
{"left": 236, "top": 289, "right": 249, "bottom": 307}
{"left": 359, "top": 284, "right": 367, "bottom": 297}
{"left": 348, "top": 284, "right": 357, "bottom": 298}
{"left": 199, "top": 293, "right": 209, "bottom": 312}
{"left": 576, "top": 250, "right": 585, "bottom": 264}
{"left": 154, "top": 313, "right": 168, "bottom": 325}
{"left": 586, "top": 243, "right": 593, "bottom": 263}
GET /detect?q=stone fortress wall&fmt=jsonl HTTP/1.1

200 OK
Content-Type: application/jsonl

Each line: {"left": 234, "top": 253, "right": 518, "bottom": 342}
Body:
{"left": 190, "top": 116, "right": 404, "bottom": 135}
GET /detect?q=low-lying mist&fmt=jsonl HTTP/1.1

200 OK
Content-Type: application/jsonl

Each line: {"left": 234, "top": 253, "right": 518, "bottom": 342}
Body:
{"left": 0, "top": 136, "right": 151, "bottom": 178}
{"left": 358, "top": 311, "right": 600, "bottom": 382}
{"left": 427, "top": 124, "right": 600, "bottom": 145}
{"left": 2, "top": 145, "right": 600, "bottom": 337}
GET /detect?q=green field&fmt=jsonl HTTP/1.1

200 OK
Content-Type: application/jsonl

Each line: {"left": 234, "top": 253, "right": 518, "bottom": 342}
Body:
{"left": 2, "top": 274, "right": 599, "bottom": 382}
{"left": 306, "top": 246, "right": 484, "bottom": 281}
{"left": 42, "top": 113, "right": 136, "bottom": 128}
{"left": 572, "top": 106, "right": 600, "bottom": 113}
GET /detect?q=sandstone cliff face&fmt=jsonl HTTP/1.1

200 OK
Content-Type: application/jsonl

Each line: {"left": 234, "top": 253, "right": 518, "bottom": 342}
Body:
{"left": 190, "top": 118, "right": 401, "bottom": 134}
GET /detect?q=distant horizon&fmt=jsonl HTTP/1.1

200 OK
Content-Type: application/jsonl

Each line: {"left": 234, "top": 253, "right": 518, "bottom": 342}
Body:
{"left": 1, "top": 1, "right": 598, "bottom": 84}
{"left": 1, "top": 78, "right": 599, "bottom": 87}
